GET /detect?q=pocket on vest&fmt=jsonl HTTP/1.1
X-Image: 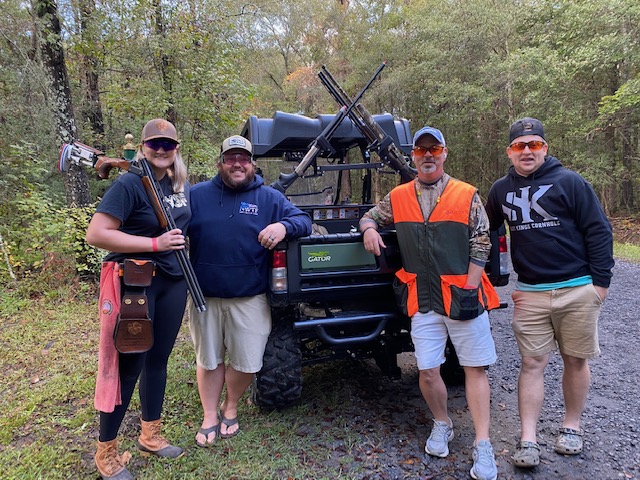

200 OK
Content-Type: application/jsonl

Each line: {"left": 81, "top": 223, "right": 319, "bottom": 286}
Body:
{"left": 440, "top": 274, "right": 484, "bottom": 321}
{"left": 393, "top": 268, "right": 418, "bottom": 317}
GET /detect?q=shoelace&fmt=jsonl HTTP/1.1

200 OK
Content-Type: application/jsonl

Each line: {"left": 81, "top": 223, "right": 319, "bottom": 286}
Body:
{"left": 431, "top": 423, "right": 451, "bottom": 441}
{"left": 475, "top": 444, "right": 494, "bottom": 465}
{"left": 145, "top": 423, "right": 170, "bottom": 448}
{"left": 99, "top": 445, "right": 131, "bottom": 472}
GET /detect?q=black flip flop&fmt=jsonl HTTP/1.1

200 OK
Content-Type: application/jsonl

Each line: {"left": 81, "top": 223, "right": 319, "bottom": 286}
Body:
{"left": 196, "top": 423, "right": 220, "bottom": 447}
{"left": 220, "top": 412, "right": 240, "bottom": 439}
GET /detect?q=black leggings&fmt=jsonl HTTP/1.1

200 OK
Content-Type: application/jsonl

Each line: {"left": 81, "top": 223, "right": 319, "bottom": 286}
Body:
{"left": 99, "top": 271, "right": 187, "bottom": 442}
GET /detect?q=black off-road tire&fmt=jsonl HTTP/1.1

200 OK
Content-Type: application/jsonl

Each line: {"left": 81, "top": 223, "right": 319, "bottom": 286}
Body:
{"left": 252, "top": 313, "right": 302, "bottom": 410}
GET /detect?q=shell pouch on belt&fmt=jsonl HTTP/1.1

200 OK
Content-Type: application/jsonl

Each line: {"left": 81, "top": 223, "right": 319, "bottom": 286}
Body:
{"left": 393, "top": 268, "right": 419, "bottom": 317}
{"left": 441, "top": 274, "right": 485, "bottom": 321}
{"left": 113, "top": 259, "right": 155, "bottom": 354}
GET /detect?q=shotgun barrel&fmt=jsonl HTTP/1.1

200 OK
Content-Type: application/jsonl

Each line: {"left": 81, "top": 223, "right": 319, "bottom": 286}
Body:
{"left": 270, "top": 62, "right": 388, "bottom": 193}
{"left": 318, "top": 65, "right": 416, "bottom": 183}
{"left": 138, "top": 158, "right": 206, "bottom": 312}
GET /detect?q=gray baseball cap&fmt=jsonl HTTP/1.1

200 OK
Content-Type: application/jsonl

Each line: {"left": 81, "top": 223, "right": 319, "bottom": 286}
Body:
{"left": 221, "top": 135, "right": 252, "bottom": 155}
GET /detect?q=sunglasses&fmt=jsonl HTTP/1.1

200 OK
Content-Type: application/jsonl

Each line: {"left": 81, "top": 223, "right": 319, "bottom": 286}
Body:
{"left": 222, "top": 153, "right": 252, "bottom": 166}
{"left": 509, "top": 140, "right": 546, "bottom": 152}
{"left": 412, "top": 145, "right": 445, "bottom": 156}
{"left": 144, "top": 139, "right": 178, "bottom": 151}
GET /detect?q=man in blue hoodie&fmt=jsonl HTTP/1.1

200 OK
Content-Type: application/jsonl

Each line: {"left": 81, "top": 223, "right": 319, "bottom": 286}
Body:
{"left": 486, "top": 118, "right": 614, "bottom": 468}
{"left": 188, "top": 135, "right": 311, "bottom": 447}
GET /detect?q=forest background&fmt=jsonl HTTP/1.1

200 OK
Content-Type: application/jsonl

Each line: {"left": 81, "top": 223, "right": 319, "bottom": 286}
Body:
{"left": 1, "top": 0, "right": 640, "bottom": 289}
{"left": 0, "top": 0, "right": 639, "bottom": 477}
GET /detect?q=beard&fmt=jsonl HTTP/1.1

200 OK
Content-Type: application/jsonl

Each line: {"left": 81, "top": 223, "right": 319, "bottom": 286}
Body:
{"left": 220, "top": 165, "right": 255, "bottom": 189}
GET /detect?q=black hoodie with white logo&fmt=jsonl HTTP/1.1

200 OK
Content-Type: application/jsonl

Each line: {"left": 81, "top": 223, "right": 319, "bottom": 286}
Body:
{"left": 486, "top": 156, "right": 614, "bottom": 287}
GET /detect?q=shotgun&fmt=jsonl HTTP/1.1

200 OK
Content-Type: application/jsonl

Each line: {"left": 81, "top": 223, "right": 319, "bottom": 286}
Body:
{"left": 270, "top": 62, "right": 387, "bottom": 193}
{"left": 59, "top": 143, "right": 207, "bottom": 312}
{"left": 318, "top": 65, "right": 416, "bottom": 183}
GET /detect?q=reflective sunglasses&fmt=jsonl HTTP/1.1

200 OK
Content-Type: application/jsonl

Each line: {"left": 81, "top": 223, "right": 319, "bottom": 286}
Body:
{"left": 412, "top": 145, "right": 445, "bottom": 156}
{"left": 222, "top": 153, "right": 252, "bottom": 166}
{"left": 509, "top": 140, "right": 546, "bottom": 152}
{"left": 144, "top": 139, "right": 178, "bottom": 151}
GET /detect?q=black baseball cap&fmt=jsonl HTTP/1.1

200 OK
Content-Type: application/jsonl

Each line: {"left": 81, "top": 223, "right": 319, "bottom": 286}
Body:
{"left": 509, "top": 117, "right": 545, "bottom": 143}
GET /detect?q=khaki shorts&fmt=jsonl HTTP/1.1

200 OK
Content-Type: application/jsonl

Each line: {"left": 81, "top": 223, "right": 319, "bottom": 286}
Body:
{"left": 511, "top": 284, "right": 603, "bottom": 359}
{"left": 189, "top": 294, "right": 272, "bottom": 373}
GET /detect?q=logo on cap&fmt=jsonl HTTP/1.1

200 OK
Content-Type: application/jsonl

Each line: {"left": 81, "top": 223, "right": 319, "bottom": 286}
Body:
{"left": 228, "top": 137, "right": 247, "bottom": 148}
{"left": 154, "top": 120, "right": 171, "bottom": 132}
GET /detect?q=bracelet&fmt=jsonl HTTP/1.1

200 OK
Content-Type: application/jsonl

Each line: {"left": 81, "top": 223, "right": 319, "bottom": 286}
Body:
{"left": 151, "top": 237, "right": 158, "bottom": 252}
{"left": 462, "top": 284, "right": 476, "bottom": 290}
{"left": 361, "top": 226, "right": 377, "bottom": 235}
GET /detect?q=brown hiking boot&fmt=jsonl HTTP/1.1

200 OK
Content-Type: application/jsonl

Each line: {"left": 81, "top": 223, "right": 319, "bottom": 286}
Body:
{"left": 137, "top": 418, "right": 184, "bottom": 458}
{"left": 95, "top": 439, "right": 133, "bottom": 480}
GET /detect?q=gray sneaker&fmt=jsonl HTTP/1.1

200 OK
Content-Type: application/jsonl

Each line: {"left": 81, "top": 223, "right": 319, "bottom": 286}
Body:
{"left": 425, "top": 418, "right": 454, "bottom": 457}
{"left": 470, "top": 439, "right": 498, "bottom": 480}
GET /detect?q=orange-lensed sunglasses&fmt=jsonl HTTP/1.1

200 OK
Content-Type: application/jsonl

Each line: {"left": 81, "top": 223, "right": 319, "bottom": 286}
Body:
{"left": 412, "top": 145, "right": 445, "bottom": 156}
{"left": 509, "top": 140, "right": 546, "bottom": 152}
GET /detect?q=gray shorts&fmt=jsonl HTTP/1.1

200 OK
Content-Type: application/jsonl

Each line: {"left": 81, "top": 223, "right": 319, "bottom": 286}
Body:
{"left": 189, "top": 294, "right": 272, "bottom": 373}
{"left": 411, "top": 310, "right": 497, "bottom": 370}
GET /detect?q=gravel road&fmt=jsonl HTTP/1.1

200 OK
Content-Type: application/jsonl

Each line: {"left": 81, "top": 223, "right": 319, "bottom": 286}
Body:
{"left": 312, "top": 258, "right": 640, "bottom": 479}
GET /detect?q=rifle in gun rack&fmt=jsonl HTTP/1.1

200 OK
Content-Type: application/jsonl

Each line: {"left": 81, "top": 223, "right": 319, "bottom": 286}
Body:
{"left": 270, "top": 61, "right": 387, "bottom": 193}
{"left": 318, "top": 64, "right": 417, "bottom": 184}
{"left": 58, "top": 142, "right": 207, "bottom": 312}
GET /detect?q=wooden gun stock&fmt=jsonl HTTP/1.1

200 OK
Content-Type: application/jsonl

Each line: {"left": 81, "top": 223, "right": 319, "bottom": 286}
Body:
{"left": 141, "top": 176, "right": 169, "bottom": 229}
{"left": 138, "top": 159, "right": 207, "bottom": 312}
{"left": 94, "top": 157, "right": 138, "bottom": 179}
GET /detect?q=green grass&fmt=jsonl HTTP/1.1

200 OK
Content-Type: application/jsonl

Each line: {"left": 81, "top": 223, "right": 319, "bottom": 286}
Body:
{"left": 0, "top": 286, "right": 374, "bottom": 479}
{"left": 614, "top": 242, "right": 640, "bottom": 262}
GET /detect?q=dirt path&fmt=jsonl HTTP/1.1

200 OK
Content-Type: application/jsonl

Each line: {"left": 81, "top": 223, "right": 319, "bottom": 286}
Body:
{"left": 307, "top": 259, "right": 640, "bottom": 479}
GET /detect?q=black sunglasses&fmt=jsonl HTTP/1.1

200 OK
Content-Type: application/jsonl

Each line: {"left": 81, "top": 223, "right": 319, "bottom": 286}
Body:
{"left": 144, "top": 139, "right": 178, "bottom": 151}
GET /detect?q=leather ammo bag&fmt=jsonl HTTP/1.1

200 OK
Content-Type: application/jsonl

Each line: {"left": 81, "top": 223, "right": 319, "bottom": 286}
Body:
{"left": 113, "top": 259, "right": 155, "bottom": 354}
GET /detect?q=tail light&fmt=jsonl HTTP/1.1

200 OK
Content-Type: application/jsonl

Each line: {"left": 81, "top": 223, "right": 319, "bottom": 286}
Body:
{"left": 271, "top": 250, "right": 288, "bottom": 293}
{"left": 498, "top": 234, "right": 509, "bottom": 276}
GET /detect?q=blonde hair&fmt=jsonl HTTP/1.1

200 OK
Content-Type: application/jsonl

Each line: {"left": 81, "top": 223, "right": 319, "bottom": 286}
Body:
{"left": 135, "top": 147, "right": 187, "bottom": 193}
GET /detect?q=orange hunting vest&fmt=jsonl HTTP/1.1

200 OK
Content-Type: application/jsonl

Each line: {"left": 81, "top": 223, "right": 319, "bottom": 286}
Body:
{"left": 390, "top": 178, "right": 499, "bottom": 318}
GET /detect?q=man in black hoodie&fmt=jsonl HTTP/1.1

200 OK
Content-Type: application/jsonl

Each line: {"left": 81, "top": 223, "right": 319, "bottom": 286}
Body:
{"left": 486, "top": 118, "right": 614, "bottom": 468}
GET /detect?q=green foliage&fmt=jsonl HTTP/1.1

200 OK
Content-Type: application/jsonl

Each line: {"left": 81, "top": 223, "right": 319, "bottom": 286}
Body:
{"left": 1, "top": 191, "right": 102, "bottom": 295}
{"left": 599, "top": 75, "right": 640, "bottom": 117}
{"left": 0, "top": 142, "right": 61, "bottom": 209}
{"left": 1, "top": 0, "right": 640, "bottom": 298}
{"left": 65, "top": 204, "right": 105, "bottom": 278}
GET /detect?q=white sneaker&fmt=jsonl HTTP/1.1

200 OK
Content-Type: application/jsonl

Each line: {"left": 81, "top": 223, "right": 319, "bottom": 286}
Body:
{"left": 425, "top": 418, "right": 454, "bottom": 458}
{"left": 470, "top": 439, "right": 498, "bottom": 480}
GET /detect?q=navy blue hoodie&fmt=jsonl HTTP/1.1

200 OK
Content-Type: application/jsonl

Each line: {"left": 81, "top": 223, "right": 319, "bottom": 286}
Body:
{"left": 189, "top": 174, "right": 311, "bottom": 298}
{"left": 486, "top": 156, "right": 613, "bottom": 287}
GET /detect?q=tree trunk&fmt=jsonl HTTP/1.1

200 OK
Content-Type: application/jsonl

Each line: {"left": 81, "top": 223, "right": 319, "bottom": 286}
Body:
{"left": 79, "top": 0, "right": 105, "bottom": 148}
{"left": 620, "top": 120, "right": 635, "bottom": 212}
{"left": 33, "top": 0, "right": 91, "bottom": 207}
{"left": 152, "top": 0, "right": 176, "bottom": 123}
